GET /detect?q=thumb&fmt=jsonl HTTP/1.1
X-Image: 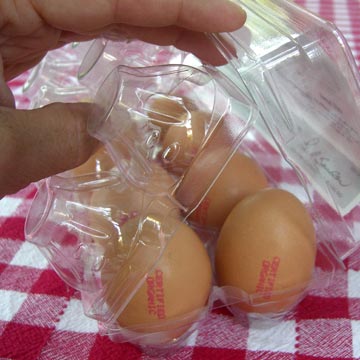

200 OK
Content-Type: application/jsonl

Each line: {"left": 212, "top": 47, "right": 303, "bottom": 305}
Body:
{"left": 0, "top": 102, "right": 100, "bottom": 197}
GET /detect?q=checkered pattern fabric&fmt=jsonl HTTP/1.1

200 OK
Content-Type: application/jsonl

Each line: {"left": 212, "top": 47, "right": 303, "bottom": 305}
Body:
{"left": 1, "top": 1, "right": 360, "bottom": 359}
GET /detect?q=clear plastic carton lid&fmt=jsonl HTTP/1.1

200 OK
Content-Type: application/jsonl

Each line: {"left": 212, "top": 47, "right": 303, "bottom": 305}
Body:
{"left": 208, "top": 0, "right": 360, "bottom": 260}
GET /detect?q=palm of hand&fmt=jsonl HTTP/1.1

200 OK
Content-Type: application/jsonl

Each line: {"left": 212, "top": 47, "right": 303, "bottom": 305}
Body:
{"left": 0, "top": 0, "right": 246, "bottom": 81}
{"left": 0, "top": 2, "right": 88, "bottom": 80}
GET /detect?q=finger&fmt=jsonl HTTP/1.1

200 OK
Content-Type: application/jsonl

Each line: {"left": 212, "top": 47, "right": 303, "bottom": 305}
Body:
{"left": 0, "top": 103, "right": 99, "bottom": 198}
{"left": 0, "top": 57, "right": 15, "bottom": 107}
{"left": 101, "top": 25, "right": 231, "bottom": 66}
{"left": 59, "top": 25, "right": 237, "bottom": 67}
{"left": 32, "top": 0, "right": 246, "bottom": 33}
{"left": 0, "top": 78, "right": 15, "bottom": 108}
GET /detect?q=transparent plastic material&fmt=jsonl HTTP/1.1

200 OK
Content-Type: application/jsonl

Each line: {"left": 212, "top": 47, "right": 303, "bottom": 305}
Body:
{"left": 23, "top": 42, "right": 93, "bottom": 101}
{"left": 25, "top": 174, "right": 180, "bottom": 316}
{"left": 78, "top": 38, "right": 201, "bottom": 93}
{"left": 88, "top": 64, "right": 257, "bottom": 214}
{"left": 25, "top": 0, "right": 360, "bottom": 354}
{"left": 210, "top": 0, "right": 360, "bottom": 260}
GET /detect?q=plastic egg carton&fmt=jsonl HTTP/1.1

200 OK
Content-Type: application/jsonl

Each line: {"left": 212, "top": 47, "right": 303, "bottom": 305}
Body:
{"left": 25, "top": 0, "right": 360, "bottom": 354}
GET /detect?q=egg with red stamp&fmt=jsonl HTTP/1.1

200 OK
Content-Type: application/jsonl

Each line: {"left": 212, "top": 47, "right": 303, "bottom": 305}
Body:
{"left": 179, "top": 150, "right": 268, "bottom": 229}
{"left": 215, "top": 188, "right": 316, "bottom": 314}
{"left": 102, "top": 216, "right": 212, "bottom": 344}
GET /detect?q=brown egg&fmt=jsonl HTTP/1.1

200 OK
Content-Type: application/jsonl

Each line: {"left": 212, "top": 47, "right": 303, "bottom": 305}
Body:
{"left": 102, "top": 216, "right": 212, "bottom": 343}
{"left": 70, "top": 145, "right": 114, "bottom": 176}
{"left": 184, "top": 151, "right": 268, "bottom": 229}
{"left": 162, "top": 111, "right": 209, "bottom": 175}
{"left": 215, "top": 188, "right": 316, "bottom": 314}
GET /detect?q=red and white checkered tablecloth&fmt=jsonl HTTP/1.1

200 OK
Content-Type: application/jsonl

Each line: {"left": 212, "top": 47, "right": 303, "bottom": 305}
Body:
{"left": 1, "top": 1, "right": 360, "bottom": 359}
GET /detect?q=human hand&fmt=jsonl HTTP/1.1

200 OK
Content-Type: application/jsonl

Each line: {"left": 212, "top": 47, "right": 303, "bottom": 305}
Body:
{"left": 0, "top": 0, "right": 246, "bottom": 198}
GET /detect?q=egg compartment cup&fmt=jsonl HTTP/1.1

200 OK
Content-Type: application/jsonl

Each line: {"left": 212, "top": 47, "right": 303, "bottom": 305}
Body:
{"left": 210, "top": 275, "right": 324, "bottom": 321}
{"left": 211, "top": 283, "right": 308, "bottom": 319}
{"left": 97, "top": 306, "right": 210, "bottom": 352}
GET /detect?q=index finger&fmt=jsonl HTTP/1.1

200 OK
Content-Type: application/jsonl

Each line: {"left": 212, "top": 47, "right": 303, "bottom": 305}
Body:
{"left": 32, "top": 0, "right": 246, "bottom": 33}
